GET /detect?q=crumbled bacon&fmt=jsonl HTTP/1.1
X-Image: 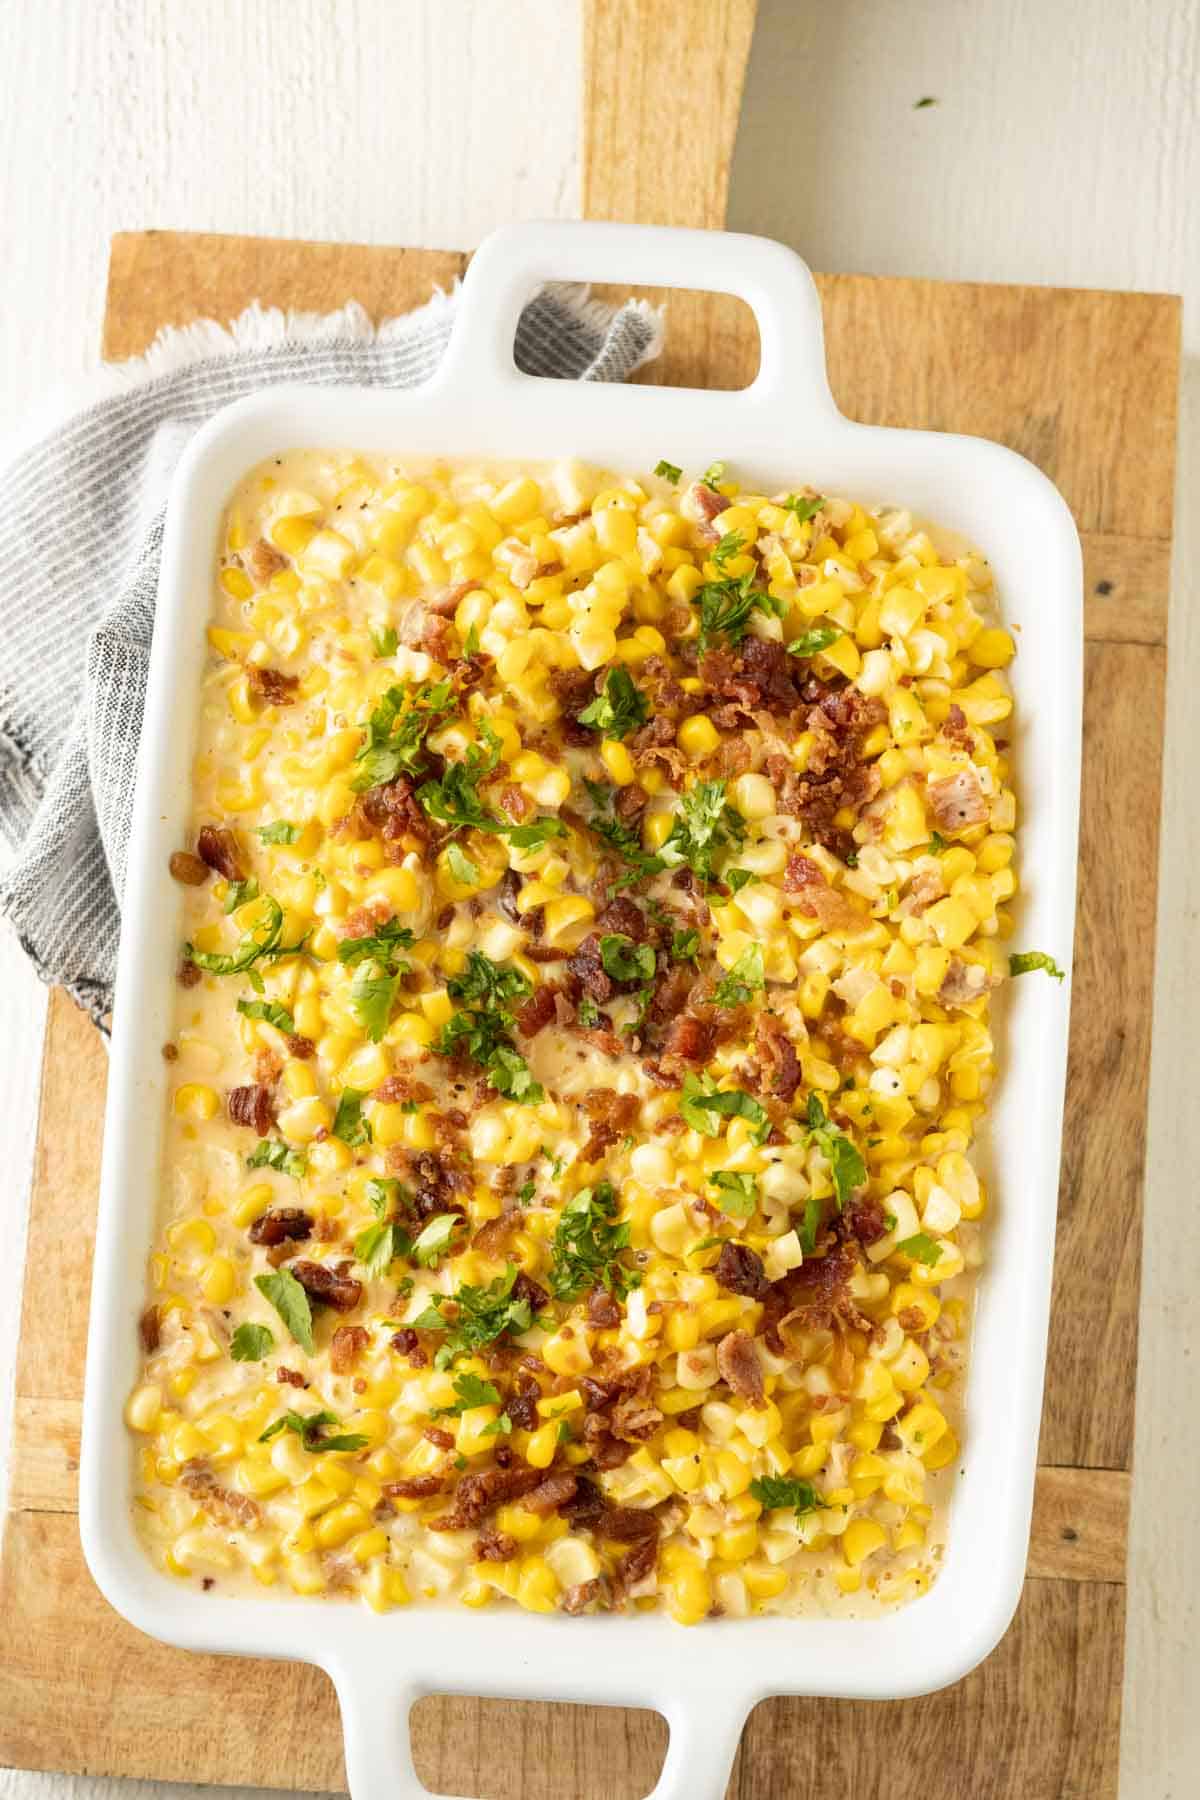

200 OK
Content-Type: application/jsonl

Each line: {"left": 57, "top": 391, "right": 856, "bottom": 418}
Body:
{"left": 354, "top": 773, "right": 430, "bottom": 849}
{"left": 716, "top": 1329, "right": 766, "bottom": 1407}
{"left": 927, "top": 767, "right": 988, "bottom": 833}
{"left": 169, "top": 850, "right": 210, "bottom": 885}
{"left": 714, "top": 1242, "right": 769, "bottom": 1299}
{"left": 613, "top": 1534, "right": 658, "bottom": 1597}
{"left": 290, "top": 1259, "right": 363, "bottom": 1314}
{"left": 227, "top": 1084, "right": 275, "bottom": 1134}
{"left": 701, "top": 639, "right": 806, "bottom": 728}
{"left": 244, "top": 538, "right": 288, "bottom": 584}
{"left": 763, "top": 1240, "right": 876, "bottom": 1347}
{"left": 516, "top": 984, "right": 557, "bottom": 1037}
{"left": 594, "top": 1505, "right": 660, "bottom": 1542}
{"left": 428, "top": 1463, "right": 543, "bottom": 1531}
{"left": 843, "top": 1196, "right": 888, "bottom": 1247}
{"left": 506, "top": 1373, "right": 542, "bottom": 1432}
{"left": 680, "top": 479, "right": 730, "bottom": 543}
{"left": 247, "top": 666, "right": 299, "bottom": 707}
{"left": 341, "top": 900, "right": 393, "bottom": 940}
{"left": 276, "top": 1367, "right": 308, "bottom": 1388}
{"left": 658, "top": 1009, "right": 714, "bottom": 1073}
{"left": 475, "top": 1529, "right": 518, "bottom": 1562}
{"left": 548, "top": 665, "right": 600, "bottom": 741}
{"left": 753, "top": 1011, "right": 802, "bottom": 1101}
{"left": 374, "top": 1074, "right": 433, "bottom": 1105}
{"left": 562, "top": 1578, "right": 605, "bottom": 1614}
{"left": 521, "top": 1470, "right": 578, "bottom": 1516}
{"left": 897, "top": 1305, "right": 927, "bottom": 1333}
{"left": 942, "top": 703, "right": 974, "bottom": 751}
{"left": 180, "top": 1459, "right": 261, "bottom": 1529}
{"left": 628, "top": 713, "right": 687, "bottom": 784}
{"left": 512, "top": 1269, "right": 549, "bottom": 1313}
{"left": 610, "top": 1385, "right": 664, "bottom": 1444}
{"left": 764, "top": 685, "right": 886, "bottom": 854}
{"left": 421, "top": 613, "right": 456, "bottom": 662}
{"left": 613, "top": 783, "right": 648, "bottom": 827}
{"left": 594, "top": 895, "right": 649, "bottom": 941}
{"left": 139, "top": 1305, "right": 161, "bottom": 1353}
{"left": 178, "top": 959, "right": 202, "bottom": 989}
{"left": 579, "top": 1088, "right": 640, "bottom": 1164}
{"left": 938, "top": 957, "right": 993, "bottom": 1006}
{"left": 197, "top": 825, "right": 244, "bottom": 881}
{"left": 587, "top": 1287, "right": 622, "bottom": 1329}
{"left": 383, "top": 1473, "right": 446, "bottom": 1502}
{"left": 472, "top": 1212, "right": 519, "bottom": 1258}
{"left": 389, "top": 1327, "right": 427, "bottom": 1366}
{"left": 425, "top": 1426, "right": 455, "bottom": 1450}
{"left": 330, "top": 1325, "right": 370, "bottom": 1373}
{"left": 249, "top": 1207, "right": 313, "bottom": 1247}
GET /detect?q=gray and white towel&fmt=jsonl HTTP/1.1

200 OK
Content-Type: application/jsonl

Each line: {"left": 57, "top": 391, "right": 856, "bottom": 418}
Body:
{"left": 0, "top": 284, "right": 662, "bottom": 1024}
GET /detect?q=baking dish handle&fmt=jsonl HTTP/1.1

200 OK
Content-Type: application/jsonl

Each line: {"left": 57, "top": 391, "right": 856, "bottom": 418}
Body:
{"left": 436, "top": 218, "right": 839, "bottom": 421}
{"left": 331, "top": 1666, "right": 752, "bottom": 1800}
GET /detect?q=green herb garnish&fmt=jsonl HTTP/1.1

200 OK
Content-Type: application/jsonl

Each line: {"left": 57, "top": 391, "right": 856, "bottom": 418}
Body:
{"left": 332, "top": 1087, "right": 372, "bottom": 1146}
{"left": 257, "top": 820, "right": 301, "bottom": 845}
{"left": 787, "top": 625, "right": 842, "bottom": 659}
{"left": 783, "top": 494, "right": 824, "bottom": 526}
{"left": 185, "top": 894, "right": 284, "bottom": 977}
{"left": 411, "top": 1212, "right": 465, "bottom": 1268}
{"left": 246, "top": 1138, "right": 308, "bottom": 1178}
{"left": 700, "top": 461, "right": 726, "bottom": 491}
{"left": 750, "top": 1475, "right": 819, "bottom": 1514}
{"left": 236, "top": 997, "right": 296, "bottom": 1034}
{"left": 253, "top": 1269, "right": 315, "bottom": 1353}
{"left": 1009, "top": 951, "right": 1066, "bottom": 981}
{"left": 413, "top": 1262, "right": 535, "bottom": 1369}
{"left": 435, "top": 952, "right": 543, "bottom": 1103}
{"left": 694, "top": 571, "right": 781, "bottom": 652}
{"left": 548, "top": 1181, "right": 640, "bottom": 1302}
{"left": 805, "top": 1093, "right": 866, "bottom": 1208}
{"left": 670, "top": 928, "right": 700, "bottom": 963}
{"left": 679, "top": 1070, "right": 769, "bottom": 1143}
{"left": 896, "top": 1232, "right": 944, "bottom": 1267}
{"left": 660, "top": 779, "right": 746, "bottom": 883}
{"left": 654, "top": 459, "right": 682, "bottom": 484}
{"left": 710, "top": 1170, "right": 758, "bottom": 1218}
{"left": 714, "top": 944, "right": 764, "bottom": 1008}
{"left": 229, "top": 1322, "right": 275, "bottom": 1362}
{"left": 259, "top": 1409, "right": 368, "bottom": 1454}
{"left": 599, "top": 933, "right": 657, "bottom": 984}
{"left": 351, "top": 679, "right": 456, "bottom": 792}
{"left": 370, "top": 624, "right": 399, "bottom": 658}
{"left": 578, "top": 667, "right": 649, "bottom": 740}
{"left": 446, "top": 842, "right": 480, "bottom": 886}
{"left": 711, "top": 530, "right": 745, "bottom": 569}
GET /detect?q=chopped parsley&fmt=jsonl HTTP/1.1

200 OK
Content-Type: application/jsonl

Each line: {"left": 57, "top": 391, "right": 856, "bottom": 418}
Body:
{"left": 711, "top": 530, "right": 745, "bottom": 569}
{"left": 578, "top": 667, "right": 649, "bottom": 740}
{"left": 413, "top": 1262, "right": 534, "bottom": 1369}
{"left": 660, "top": 779, "right": 746, "bottom": 883}
{"left": 236, "top": 997, "right": 295, "bottom": 1034}
{"left": 548, "top": 1181, "right": 640, "bottom": 1302}
{"left": 370, "top": 623, "right": 399, "bottom": 658}
{"left": 446, "top": 842, "right": 480, "bottom": 886}
{"left": 184, "top": 894, "right": 284, "bottom": 977}
{"left": 798, "top": 1195, "right": 824, "bottom": 1254}
{"left": 670, "top": 927, "right": 700, "bottom": 963}
{"left": 710, "top": 1169, "right": 758, "bottom": 1218}
{"left": 896, "top": 1232, "right": 944, "bottom": 1267}
{"left": 331, "top": 1087, "right": 372, "bottom": 1146}
{"left": 599, "top": 933, "right": 657, "bottom": 984}
{"left": 584, "top": 779, "right": 666, "bottom": 889}
{"left": 714, "top": 944, "right": 765, "bottom": 1008}
{"left": 680, "top": 1070, "right": 769, "bottom": 1143}
{"left": 418, "top": 722, "right": 563, "bottom": 850}
{"left": 924, "top": 832, "right": 948, "bottom": 855}
{"left": 432, "top": 1372, "right": 503, "bottom": 1417}
{"left": 223, "top": 875, "right": 260, "bottom": 913}
{"left": 693, "top": 571, "right": 782, "bottom": 652}
{"left": 463, "top": 621, "right": 481, "bottom": 657}
{"left": 805, "top": 1093, "right": 866, "bottom": 1207}
{"left": 246, "top": 1137, "right": 308, "bottom": 1178}
{"left": 354, "top": 1179, "right": 412, "bottom": 1277}
{"left": 654, "top": 459, "right": 682, "bottom": 484}
{"left": 351, "top": 678, "right": 456, "bottom": 792}
{"left": 411, "top": 1212, "right": 465, "bottom": 1267}
{"left": 435, "top": 952, "right": 543, "bottom": 1103}
{"left": 577, "top": 995, "right": 601, "bottom": 1028}
{"left": 257, "top": 820, "right": 301, "bottom": 844}
{"left": 750, "top": 1475, "right": 819, "bottom": 1514}
{"left": 336, "top": 919, "right": 414, "bottom": 1042}
{"left": 787, "top": 625, "right": 842, "bottom": 658}
{"left": 913, "top": 94, "right": 938, "bottom": 108}
{"left": 253, "top": 1269, "right": 315, "bottom": 1354}
{"left": 259, "top": 1409, "right": 368, "bottom": 1454}
{"left": 1009, "top": 951, "right": 1066, "bottom": 981}
{"left": 229, "top": 1322, "right": 274, "bottom": 1362}
{"left": 783, "top": 494, "right": 824, "bottom": 525}
{"left": 700, "top": 461, "right": 726, "bottom": 491}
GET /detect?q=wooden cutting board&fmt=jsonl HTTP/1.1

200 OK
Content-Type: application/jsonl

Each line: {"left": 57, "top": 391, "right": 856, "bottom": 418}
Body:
{"left": 0, "top": 3, "right": 1180, "bottom": 1795}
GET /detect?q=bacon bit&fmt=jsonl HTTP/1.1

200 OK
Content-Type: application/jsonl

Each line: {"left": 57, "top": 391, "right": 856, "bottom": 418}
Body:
{"left": 383, "top": 1473, "right": 446, "bottom": 1502}
{"left": 843, "top": 1196, "right": 889, "bottom": 1247}
{"left": 512, "top": 1269, "right": 549, "bottom": 1313}
{"left": 313, "top": 1215, "right": 340, "bottom": 1242}
{"left": 169, "top": 850, "right": 210, "bottom": 885}
{"left": 341, "top": 900, "right": 394, "bottom": 941}
{"left": 475, "top": 1529, "right": 519, "bottom": 1562}
{"left": 562, "top": 1577, "right": 605, "bottom": 1614}
{"left": 421, "top": 613, "right": 456, "bottom": 662}
{"left": 139, "top": 1305, "right": 161, "bottom": 1353}
{"left": 499, "top": 537, "right": 539, "bottom": 590}
{"left": 516, "top": 984, "right": 557, "bottom": 1037}
{"left": 594, "top": 1505, "right": 660, "bottom": 1542}
{"left": 613, "top": 783, "right": 648, "bottom": 827}
{"left": 765, "top": 1241, "right": 876, "bottom": 1347}
{"left": 427, "top": 581, "right": 476, "bottom": 619}
{"left": 290, "top": 1260, "right": 363, "bottom": 1314}
{"left": 594, "top": 895, "right": 649, "bottom": 941}
{"left": 579, "top": 1088, "right": 640, "bottom": 1164}
{"left": 473, "top": 1212, "right": 519, "bottom": 1259}
{"left": 227, "top": 1084, "right": 275, "bottom": 1134}
{"left": 566, "top": 935, "right": 615, "bottom": 1007}
{"left": 247, "top": 666, "right": 300, "bottom": 708}
{"left": 716, "top": 1329, "right": 766, "bottom": 1407}
{"left": 330, "top": 1325, "right": 370, "bottom": 1374}
{"left": 783, "top": 851, "right": 824, "bottom": 892}
{"left": 658, "top": 1009, "right": 714, "bottom": 1073}
{"left": 197, "top": 825, "right": 244, "bottom": 882}
{"left": 938, "top": 957, "right": 994, "bottom": 1007}
{"left": 428, "top": 1463, "right": 544, "bottom": 1531}
{"left": 499, "top": 782, "right": 533, "bottom": 823}
{"left": 897, "top": 1305, "right": 927, "bottom": 1333}
{"left": 789, "top": 872, "right": 870, "bottom": 935}
{"left": 276, "top": 1367, "right": 308, "bottom": 1388}
{"left": 162, "top": 1042, "right": 179, "bottom": 1062}
{"left": 581, "top": 1415, "right": 633, "bottom": 1470}
{"left": 927, "top": 767, "right": 988, "bottom": 833}
{"left": 611, "top": 1387, "right": 664, "bottom": 1443}
{"left": 425, "top": 1426, "right": 456, "bottom": 1451}
{"left": 753, "top": 1012, "right": 802, "bottom": 1101}
{"left": 521, "top": 1470, "right": 579, "bottom": 1516}
{"left": 587, "top": 1287, "right": 622, "bottom": 1329}
{"left": 285, "top": 1033, "right": 316, "bottom": 1060}
{"left": 373, "top": 1074, "right": 433, "bottom": 1105}
{"left": 628, "top": 714, "right": 687, "bottom": 785}
{"left": 680, "top": 479, "right": 731, "bottom": 543}
{"left": 180, "top": 1459, "right": 261, "bottom": 1530}
{"left": 389, "top": 1327, "right": 427, "bottom": 1366}
{"left": 178, "top": 958, "right": 202, "bottom": 988}
{"left": 244, "top": 538, "right": 288, "bottom": 584}
{"left": 613, "top": 1534, "right": 658, "bottom": 1598}
{"left": 248, "top": 1207, "right": 313, "bottom": 1247}
{"left": 714, "top": 1242, "right": 769, "bottom": 1299}
{"left": 942, "top": 703, "right": 975, "bottom": 751}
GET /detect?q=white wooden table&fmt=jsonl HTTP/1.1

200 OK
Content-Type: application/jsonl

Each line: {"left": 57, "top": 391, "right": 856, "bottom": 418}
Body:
{"left": 0, "top": 3, "right": 1196, "bottom": 1796}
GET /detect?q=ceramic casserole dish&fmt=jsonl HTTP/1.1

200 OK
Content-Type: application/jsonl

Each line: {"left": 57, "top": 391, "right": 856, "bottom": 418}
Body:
{"left": 80, "top": 220, "right": 1082, "bottom": 1800}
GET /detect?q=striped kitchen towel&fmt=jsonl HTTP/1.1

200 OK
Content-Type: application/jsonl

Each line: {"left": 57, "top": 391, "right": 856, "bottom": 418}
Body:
{"left": 0, "top": 284, "right": 662, "bottom": 1024}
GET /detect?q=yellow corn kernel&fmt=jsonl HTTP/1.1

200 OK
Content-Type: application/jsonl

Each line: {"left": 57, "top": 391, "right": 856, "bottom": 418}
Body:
{"left": 600, "top": 739, "right": 636, "bottom": 786}
{"left": 515, "top": 1556, "right": 560, "bottom": 1614}
{"left": 667, "top": 1560, "right": 712, "bottom": 1626}
{"left": 715, "top": 1523, "right": 759, "bottom": 1562}
{"left": 315, "top": 1502, "right": 371, "bottom": 1550}
{"left": 968, "top": 627, "right": 1015, "bottom": 668}
{"left": 841, "top": 1517, "right": 887, "bottom": 1567}
{"left": 125, "top": 1384, "right": 162, "bottom": 1433}
{"left": 542, "top": 895, "right": 595, "bottom": 951}
{"left": 921, "top": 1425, "right": 961, "bottom": 1471}
{"left": 743, "top": 1563, "right": 789, "bottom": 1600}
{"left": 495, "top": 1504, "right": 542, "bottom": 1544}
{"left": 526, "top": 1421, "right": 558, "bottom": 1469}
{"left": 173, "top": 1083, "right": 219, "bottom": 1122}
{"left": 677, "top": 714, "right": 721, "bottom": 758}
{"left": 199, "top": 1256, "right": 237, "bottom": 1306}
{"left": 714, "top": 1451, "right": 752, "bottom": 1499}
{"left": 167, "top": 1218, "right": 217, "bottom": 1257}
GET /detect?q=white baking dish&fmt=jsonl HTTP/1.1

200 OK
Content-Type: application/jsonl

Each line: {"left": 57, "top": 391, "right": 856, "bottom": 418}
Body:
{"left": 80, "top": 220, "right": 1081, "bottom": 1800}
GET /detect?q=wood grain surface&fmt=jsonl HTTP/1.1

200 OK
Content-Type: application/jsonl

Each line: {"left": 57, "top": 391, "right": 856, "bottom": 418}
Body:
{"left": 0, "top": 0, "right": 1181, "bottom": 1792}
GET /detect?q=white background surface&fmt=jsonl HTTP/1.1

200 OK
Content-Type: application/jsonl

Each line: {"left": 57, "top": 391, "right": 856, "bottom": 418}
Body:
{"left": 0, "top": 2, "right": 1194, "bottom": 1796}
